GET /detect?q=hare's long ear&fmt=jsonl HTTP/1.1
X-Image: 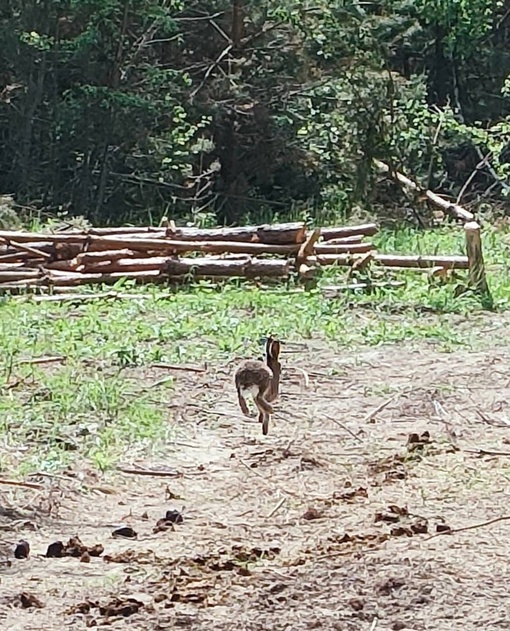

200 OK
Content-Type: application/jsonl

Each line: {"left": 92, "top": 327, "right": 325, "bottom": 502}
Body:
{"left": 264, "top": 335, "right": 274, "bottom": 362}
{"left": 267, "top": 339, "right": 281, "bottom": 402}
{"left": 268, "top": 339, "right": 281, "bottom": 362}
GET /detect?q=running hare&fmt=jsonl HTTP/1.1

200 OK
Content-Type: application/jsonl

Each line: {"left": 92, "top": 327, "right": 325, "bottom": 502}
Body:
{"left": 235, "top": 336, "right": 281, "bottom": 435}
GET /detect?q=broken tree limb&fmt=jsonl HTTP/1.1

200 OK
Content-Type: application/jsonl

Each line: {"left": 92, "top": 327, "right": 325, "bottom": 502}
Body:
{"left": 316, "top": 253, "right": 469, "bottom": 269}
{"left": 374, "top": 159, "right": 474, "bottom": 222}
{"left": 464, "top": 221, "right": 491, "bottom": 297}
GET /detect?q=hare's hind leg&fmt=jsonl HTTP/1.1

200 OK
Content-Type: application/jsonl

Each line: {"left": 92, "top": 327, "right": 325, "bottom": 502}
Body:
{"left": 254, "top": 392, "right": 272, "bottom": 435}
{"left": 255, "top": 392, "right": 273, "bottom": 416}
{"left": 237, "top": 388, "right": 251, "bottom": 417}
{"left": 261, "top": 412, "right": 270, "bottom": 435}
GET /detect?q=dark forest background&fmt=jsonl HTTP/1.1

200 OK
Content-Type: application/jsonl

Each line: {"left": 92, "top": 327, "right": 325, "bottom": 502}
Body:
{"left": 1, "top": 0, "right": 510, "bottom": 227}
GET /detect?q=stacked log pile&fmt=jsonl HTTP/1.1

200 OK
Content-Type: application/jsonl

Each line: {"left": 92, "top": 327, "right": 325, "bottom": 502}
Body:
{"left": 0, "top": 221, "right": 469, "bottom": 293}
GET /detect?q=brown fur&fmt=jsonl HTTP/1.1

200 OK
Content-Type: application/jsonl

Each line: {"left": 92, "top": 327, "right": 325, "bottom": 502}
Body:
{"left": 234, "top": 336, "right": 281, "bottom": 435}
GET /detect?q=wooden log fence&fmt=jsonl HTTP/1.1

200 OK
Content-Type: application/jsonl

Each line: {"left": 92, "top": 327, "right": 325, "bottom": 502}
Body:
{"left": 0, "top": 211, "right": 488, "bottom": 297}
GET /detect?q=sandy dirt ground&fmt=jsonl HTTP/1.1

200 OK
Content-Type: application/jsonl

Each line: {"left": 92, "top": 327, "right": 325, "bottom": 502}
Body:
{"left": 1, "top": 340, "right": 510, "bottom": 630}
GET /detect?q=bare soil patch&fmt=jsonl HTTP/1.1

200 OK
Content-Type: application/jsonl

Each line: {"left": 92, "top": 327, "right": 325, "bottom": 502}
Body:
{"left": 2, "top": 341, "right": 510, "bottom": 630}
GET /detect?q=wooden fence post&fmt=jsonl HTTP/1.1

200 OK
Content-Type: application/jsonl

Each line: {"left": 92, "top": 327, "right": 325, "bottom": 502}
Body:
{"left": 464, "top": 221, "right": 492, "bottom": 303}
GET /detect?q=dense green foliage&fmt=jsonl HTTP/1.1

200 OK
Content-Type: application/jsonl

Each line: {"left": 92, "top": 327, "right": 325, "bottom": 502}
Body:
{"left": 1, "top": 1, "right": 509, "bottom": 225}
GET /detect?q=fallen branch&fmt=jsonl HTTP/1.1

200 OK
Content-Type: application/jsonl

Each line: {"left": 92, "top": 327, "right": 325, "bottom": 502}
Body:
{"left": 322, "top": 281, "right": 405, "bottom": 297}
{"left": 23, "top": 292, "right": 155, "bottom": 303}
{"left": 463, "top": 448, "right": 510, "bottom": 457}
{"left": 17, "top": 356, "right": 66, "bottom": 366}
{"left": 117, "top": 466, "right": 182, "bottom": 477}
{"left": 0, "top": 478, "right": 44, "bottom": 490}
{"left": 363, "top": 394, "right": 400, "bottom": 423}
{"left": 266, "top": 497, "right": 286, "bottom": 518}
{"left": 427, "top": 514, "right": 510, "bottom": 539}
{"left": 152, "top": 362, "right": 207, "bottom": 373}
{"left": 374, "top": 159, "right": 474, "bottom": 222}
{"left": 323, "top": 413, "right": 363, "bottom": 443}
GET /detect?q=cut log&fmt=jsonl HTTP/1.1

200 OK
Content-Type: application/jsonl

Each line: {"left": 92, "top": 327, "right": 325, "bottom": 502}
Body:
{"left": 322, "top": 235, "right": 365, "bottom": 245}
{"left": 163, "top": 257, "right": 290, "bottom": 278}
{"left": 314, "top": 243, "right": 375, "bottom": 255}
{"left": 0, "top": 251, "right": 46, "bottom": 264}
{"left": 0, "top": 222, "right": 307, "bottom": 246}
{"left": 0, "top": 270, "right": 163, "bottom": 289}
{"left": 374, "top": 159, "right": 474, "bottom": 222}
{"left": 166, "top": 222, "right": 307, "bottom": 244}
{"left": 78, "top": 256, "right": 169, "bottom": 273}
{"left": 74, "top": 249, "right": 137, "bottom": 267}
{"left": 0, "top": 257, "right": 290, "bottom": 291}
{"left": 87, "top": 226, "right": 166, "bottom": 235}
{"left": 464, "top": 221, "right": 491, "bottom": 296}
{"left": 319, "top": 223, "right": 378, "bottom": 240}
{"left": 0, "top": 262, "right": 39, "bottom": 271}
{"left": 71, "top": 255, "right": 291, "bottom": 278}
{"left": 0, "top": 270, "right": 43, "bottom": 282}
{"left": 86, "top": 237, "right": 299, "bottom": 256}
{"left": 316, "top": 253, "right": 469, "bottom": 269}
{"left": 0, "top": 230, "right": 88, "bottom": 244}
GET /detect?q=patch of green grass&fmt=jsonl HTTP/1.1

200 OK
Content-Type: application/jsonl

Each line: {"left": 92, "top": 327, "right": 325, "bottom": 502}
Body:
{"left": 1, "top": 222, "right": 510, "bottom": 475}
